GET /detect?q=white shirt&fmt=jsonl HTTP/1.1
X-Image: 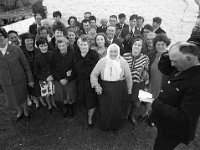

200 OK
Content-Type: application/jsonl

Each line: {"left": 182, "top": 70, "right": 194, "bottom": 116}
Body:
{"left": 0, "top": 44, "right": 8, "bottom": 55}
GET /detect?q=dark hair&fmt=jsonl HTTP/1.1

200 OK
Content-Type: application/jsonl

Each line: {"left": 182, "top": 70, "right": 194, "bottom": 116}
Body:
{"left": 68, "top": 16, "right": 77, "bottom": 25}
{"left": 153, "top": 17, "right": 162, "bottom": 24}
{"left": 144, "top": 24, "right": 153, "bottom": 32}
{"left": 118, "top": 13, "right": 126, "bottom": 19}
{"left": 8, "top": 30, "right": 18, "bottom": 36}
{"left": 37, "top": 26, "right": 48, "bottom": 35}
{"left": 20, "top": 32, "right": 35, "bottom": 48}
{"left": 94, "top": 32, "right": 109, "bottom": 47}
{"left": 129, "top": 14, "right": 138, "bottom": 21}
{"left": 130, "top": 35, "right": 144, "bottom": 48}
{"left": 36, "top": 37, "right": 48, "bottom": 47}
{"left": 82, "top": 19, "right": 90, "bottom": 24}
{"left": 52, "top": 21, "right": 65, "bottom": 33}
{"left": 110, "top": 15, "right": 117, "bottom": 19}
{"left": 84, "top": 12, "right": 91, "bottom": 15}
{"left": 179, "top": 43, "right": 199, "bottom": 56}
{"left": 89, "top": 16, "right": 96, "bottom": 22}
{"left": 153, "top": 33, "right": 171, "bottom": 49}
{"left": 138, "top": 16, "right": 144, "bottom": 22}
{"left": 0, "top": 28, "right": 8, "bottom": 38}
{"left": 53, "top": 11, "right": 62, "bottom": 18}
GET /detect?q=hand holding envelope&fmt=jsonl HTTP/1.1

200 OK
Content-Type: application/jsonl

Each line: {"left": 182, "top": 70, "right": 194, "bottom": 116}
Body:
{"left": 138, "top": 90, "right": 154, "bottom": 103}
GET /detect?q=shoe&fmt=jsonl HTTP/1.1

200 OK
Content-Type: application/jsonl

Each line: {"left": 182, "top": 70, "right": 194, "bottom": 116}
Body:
{"left": 68, "top": 104, "right": 74, "bottom": 119}
{"left": 87, "top": 123, "right": 94, "bottom": 129}
{"left": 24, "top": 115, "right": 31, "bottom": 124}
{"left": 49, "top": 108, "right": 52, "bottom": 114}
{"left": 16, "top": 114, "right": 24, "bottom": 122}
{"left": 63, "top": 104, "right": 69, "bottom": 117}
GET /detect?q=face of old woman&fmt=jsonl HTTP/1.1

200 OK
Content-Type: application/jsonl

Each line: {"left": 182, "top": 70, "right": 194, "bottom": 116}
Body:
{"left": 109, "top": 47, "right": 118, "bottom": 60}
{"left": 132, "top": 39, "right": 143, "bottom": 57}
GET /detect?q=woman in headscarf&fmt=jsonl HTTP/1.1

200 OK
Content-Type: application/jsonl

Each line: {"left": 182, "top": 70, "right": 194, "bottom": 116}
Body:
{"left": 91, "top": 43, "right": 132, "bottom": 132}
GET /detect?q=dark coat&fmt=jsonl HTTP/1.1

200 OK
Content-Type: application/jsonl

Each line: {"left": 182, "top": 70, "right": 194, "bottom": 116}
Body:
{"left": 97, "top": 26, "right": 107, "bottom": 33}
{"left": 33, "top": 51, "right": 53, "bottom": 81}
{"left": 116, "top": 23, "right": 129, "bottom": 39}
{"left": 29, "top": 23, "right": 38, "bottom": 37}
{"left": 50, "top": 47, "right": 76, "bottom": 82}
{"left": 74, "top": 50, "right": 99, "bottom": 109}
{"left": 0, "top": 44, "right": 33, "bottom": 107}
{"left": 155, "top": 27, "right": 166, "bottom": 34}
{"left": 150, "top": 65, "right": 200, "bottom": 144}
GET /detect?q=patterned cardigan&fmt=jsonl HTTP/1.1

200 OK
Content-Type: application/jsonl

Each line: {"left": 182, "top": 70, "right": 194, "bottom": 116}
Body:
{"left": 123, "top": 53, "right": 149, "bottom": 84}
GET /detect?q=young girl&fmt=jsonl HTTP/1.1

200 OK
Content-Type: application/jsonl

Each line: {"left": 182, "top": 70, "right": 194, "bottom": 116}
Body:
{"left": 34, "top": 37, "right": 57, "bottom": 113}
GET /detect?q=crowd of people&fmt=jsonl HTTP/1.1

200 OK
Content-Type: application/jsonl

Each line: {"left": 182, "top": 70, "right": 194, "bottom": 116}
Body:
{"left": 0, "top": 9, "right": 200, "bottom": 150}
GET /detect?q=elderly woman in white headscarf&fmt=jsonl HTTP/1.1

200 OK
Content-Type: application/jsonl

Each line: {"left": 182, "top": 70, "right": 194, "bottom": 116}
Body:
{"left": 90, "top": 43, "right": 132, "bottom": 132}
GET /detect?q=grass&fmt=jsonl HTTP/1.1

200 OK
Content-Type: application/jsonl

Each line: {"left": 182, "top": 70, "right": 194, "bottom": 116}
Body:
{"left": 0, "top": 94, "right": 199, "bottom": 150}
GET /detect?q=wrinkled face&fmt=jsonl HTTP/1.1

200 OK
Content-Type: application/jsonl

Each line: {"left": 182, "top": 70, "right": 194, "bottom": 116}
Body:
{"left": 132, "top": 40, "right": 143, "bottom": 56}
{"left": 169, "top": 48, "right": 187, "bottom": 72}
{"left": 137, "top": 19, "right": 144, "bottom": 28}
{"left": 67, "top": 31, "right": 76, "bottom": 42}
{"left": 109, "top": 17, "right": 117, "bottom": 26}
{"left": 119, "top": 17, "right": 126, "bottom": 24}
{"left": 96, "top": 35, "right": 105, "bottom": 47}
{"left": 79, "top": 40, "right": 89, "bottom": 56}
{"left": 39, "top": 29, "right": 48, "bottom": 38}
{"left": 55, "top": 30, "right": 63, "bottom": 39}
{"left": 155, "top": 41, "right": 167, "bottom": 53}
{"left": 143, "top": 29, "right": 151, "bottom": 39}
{"left": 129, "top": 19, "right": 137, "bottom": 28}
{"left": 0, "top": 33, "right": 7, "bottom": 47}
{"left": 8, "top": 33, "right": 19, "bottom": 45}
{"left": 58, "top": 41, "right": 68, "bottom": 54}
{"left": 83, "top": 22, "right": 90, "bottom": 32}
{"left": 152, "top": 21, "right": 159, "bottom": 30}
{"left": 90, "top": 20, "right": 96, "bottom": 28}
{"left": 35, "top": 14, "right": 42, "bottom": 25}
{"left": 69, "top": 18, "right": 76, "bottom": 26}
{"left": 106, "top": 26, "right": 116, "bottom": 39}
{"left": 115, "top": 29, "right": 121, "bottom": 37}
{"left": 109, "top": 47, "right": 118, "bottom": 60}
{"left": 25, "top": 38, "right": 34, "bottom": 48}
{"left": 39, "top": 43, "right": 48, "bottom": 53}
{"left": 146, "top": 36, "right": 154, "bottom": 49}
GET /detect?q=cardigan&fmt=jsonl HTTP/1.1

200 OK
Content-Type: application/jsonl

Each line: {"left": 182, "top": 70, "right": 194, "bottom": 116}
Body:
{"left": 90, "top": 56, "right": 132, "bottom": 94}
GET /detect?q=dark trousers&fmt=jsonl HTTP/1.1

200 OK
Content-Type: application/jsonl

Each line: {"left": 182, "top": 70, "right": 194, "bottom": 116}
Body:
{"left": 154, "top": 130, "right": 181, "bottom": 150}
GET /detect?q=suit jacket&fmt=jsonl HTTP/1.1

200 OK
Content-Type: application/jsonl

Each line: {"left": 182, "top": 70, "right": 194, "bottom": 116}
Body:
{"left": 116, "top": 23, "right": 129, "bottom": 39}
{"left": 0, "top": 44, "right": 33, "bottom": 86}
{"left": 97, "top": 26, "right": 107, "bottom": 33}
{"left": 29, "top": 23, "right": 38, "bottom": 36}
{"left": 155, "top": 27, "right": 166, "bottom": 34}
{"left": 151, "top": 59, "right": 200, "bottom": 144}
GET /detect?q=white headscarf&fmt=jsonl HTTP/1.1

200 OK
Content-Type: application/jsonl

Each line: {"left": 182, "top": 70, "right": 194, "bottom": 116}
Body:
{"left": 104, "top": 44, "right": 122, "bottom": 81}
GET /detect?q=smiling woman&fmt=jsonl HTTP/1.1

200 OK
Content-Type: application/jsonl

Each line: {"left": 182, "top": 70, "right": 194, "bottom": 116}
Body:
{"left": 0, "top": 28, "right": 33, "bottom": 122}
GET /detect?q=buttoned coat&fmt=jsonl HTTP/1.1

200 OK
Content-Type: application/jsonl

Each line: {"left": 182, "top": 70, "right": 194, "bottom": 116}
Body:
{"left": 0, "top": 44, "right": 33, "bottom": 107}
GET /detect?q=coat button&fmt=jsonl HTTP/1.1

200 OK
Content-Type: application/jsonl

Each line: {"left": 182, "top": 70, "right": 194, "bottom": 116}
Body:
{"left": 168, "top": 81, "right": 170, "bottom": 84}
{"left": 160, "top": 90, "right": 163, "bottom": 93}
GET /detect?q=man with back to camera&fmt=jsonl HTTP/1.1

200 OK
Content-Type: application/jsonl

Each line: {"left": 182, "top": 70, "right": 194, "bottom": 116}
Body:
{"left": 150, "top": 41, "right": 200, "bottom": 150}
